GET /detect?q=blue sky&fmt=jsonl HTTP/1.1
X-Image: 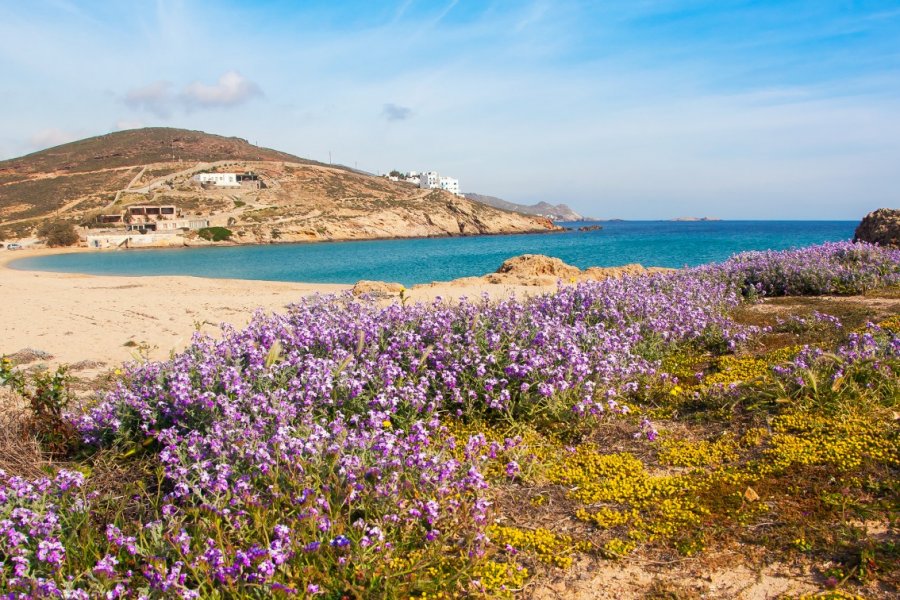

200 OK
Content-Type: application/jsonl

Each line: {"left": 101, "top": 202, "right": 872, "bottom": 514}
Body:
{"left": 1, "top": 0, "right": 898, "bottom": 219}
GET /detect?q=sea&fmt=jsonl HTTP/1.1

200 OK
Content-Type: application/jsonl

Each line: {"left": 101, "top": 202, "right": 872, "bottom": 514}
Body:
{"left": 10, "top": 220, "right": 858, "bottom": 287}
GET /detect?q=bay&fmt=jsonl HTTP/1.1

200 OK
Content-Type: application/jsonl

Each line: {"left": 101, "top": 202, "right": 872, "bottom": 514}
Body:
{"left": 11, "top": 220, "right": 858, "bottom": 286}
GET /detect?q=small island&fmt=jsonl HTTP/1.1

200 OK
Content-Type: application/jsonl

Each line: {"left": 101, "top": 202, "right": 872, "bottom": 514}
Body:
{"left": 670, "top": 216, "right": 723, "bottom": 222}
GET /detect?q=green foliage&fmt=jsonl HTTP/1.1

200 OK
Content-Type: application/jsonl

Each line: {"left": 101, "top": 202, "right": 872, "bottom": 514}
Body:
{"left": 37, "top": 220, "right": 80, "bottom": 247}
{"left": 1, "top": 358, "right": 78, "bottom": 455}
{"left": 197, "top": 226, "right": 232, "bottom": 242}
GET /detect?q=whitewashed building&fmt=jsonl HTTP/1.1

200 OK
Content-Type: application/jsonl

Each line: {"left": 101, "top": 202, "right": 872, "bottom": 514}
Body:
{"left": 417, "top": 171, "right": 461, "bottom": 195}
{"left": 155, "top": 218, "right": 210, "bottom": 232}
{"left": 419, "top": 171, "right": 440, "bottom": 189}
{"left": 197, "top": 173, "right": 240, "bottom": 187}
{"left": 439, "top": 176, "right": 459, "bottom": 195}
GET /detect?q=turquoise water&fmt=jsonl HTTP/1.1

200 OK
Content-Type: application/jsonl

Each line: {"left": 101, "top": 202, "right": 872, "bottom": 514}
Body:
{"left": 11, "top": 221, "right": 857, "bottom": 286}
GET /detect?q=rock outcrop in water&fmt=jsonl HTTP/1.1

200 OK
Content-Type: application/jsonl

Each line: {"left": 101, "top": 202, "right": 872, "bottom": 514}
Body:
{"left": 412, "top": 254, "right": 672, "bottom": 289}
{"left": 854, "top": 208, "right": 900, "bottom": 248}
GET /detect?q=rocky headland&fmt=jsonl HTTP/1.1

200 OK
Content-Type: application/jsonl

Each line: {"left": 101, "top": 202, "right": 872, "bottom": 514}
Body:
{"left": 0, "top": 128, "right": 560, "bottom": 246}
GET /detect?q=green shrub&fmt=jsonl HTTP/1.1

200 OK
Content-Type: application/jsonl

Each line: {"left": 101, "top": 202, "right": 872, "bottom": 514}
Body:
{"left": 37, "top": 220, "right": 79, "bottom": 247}
{"left": 197, "top": 227, "right": 232, "bottom": 242}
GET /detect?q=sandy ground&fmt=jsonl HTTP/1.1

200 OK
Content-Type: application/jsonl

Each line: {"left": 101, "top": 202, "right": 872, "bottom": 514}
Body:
{"left": 0, "top": 247, "right": 552, "bottom": 373}
{"left": 0, "top": 248, "right": 349, "bottom": 371}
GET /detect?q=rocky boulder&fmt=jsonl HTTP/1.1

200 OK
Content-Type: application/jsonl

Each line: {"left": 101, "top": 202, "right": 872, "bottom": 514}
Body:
{"left": 485, "top": 254, "right": 582, "bottom": 286}
{"left": 494, "top": 254, "right": 582, "bottom": 278}
{"left": 351, "top": 280, "right": 405, "bottom": 298}
{"left": 854, "top": 208, "right": 900, "bottom": 248}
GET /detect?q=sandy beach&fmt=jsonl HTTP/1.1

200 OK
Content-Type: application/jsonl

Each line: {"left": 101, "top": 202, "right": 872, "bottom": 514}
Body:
{"left": 0, "top": 248, "right": 350, "bottom": 370}
{"left": 0, "top": 248, "right": 552, "bottom": 372}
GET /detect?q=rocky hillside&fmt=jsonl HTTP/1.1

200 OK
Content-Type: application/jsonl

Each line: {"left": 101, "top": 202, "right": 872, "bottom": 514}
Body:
{"left": 463, "top": 193, "right": 583, "bottom": 221}
{"left": 0, "top": 128, "right": 557, "bottom": 242}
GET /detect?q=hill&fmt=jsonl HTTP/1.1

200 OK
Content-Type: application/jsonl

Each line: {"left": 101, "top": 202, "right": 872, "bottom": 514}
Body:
{"left": 463, "top": 192, "right": 584, "bottom": 221}
{"left": 0, "top": 128, "right": 557, "bottom": 243}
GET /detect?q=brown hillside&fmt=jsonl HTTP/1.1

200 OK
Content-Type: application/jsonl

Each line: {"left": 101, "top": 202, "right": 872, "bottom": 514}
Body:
{"left": 0, "top": 128, "right": 317, "bottom": 179}
{"left": 0, "top": 128, "right": 557, "bottom": 243}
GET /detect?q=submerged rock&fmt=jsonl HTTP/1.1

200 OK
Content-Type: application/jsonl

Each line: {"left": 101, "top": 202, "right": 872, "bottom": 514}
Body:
{"left": 854, "top": 208, "right": 900, "bottom": 248}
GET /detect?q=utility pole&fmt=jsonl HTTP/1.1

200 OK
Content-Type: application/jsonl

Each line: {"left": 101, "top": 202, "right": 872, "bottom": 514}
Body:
{"left": 329, "top": 151, "right": 332, "bottom": 165}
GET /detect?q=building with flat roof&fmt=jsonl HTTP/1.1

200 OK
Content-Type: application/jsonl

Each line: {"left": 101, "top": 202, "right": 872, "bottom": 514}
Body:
{"left": 418, "top": 171, "right": 461, "bottom": 196}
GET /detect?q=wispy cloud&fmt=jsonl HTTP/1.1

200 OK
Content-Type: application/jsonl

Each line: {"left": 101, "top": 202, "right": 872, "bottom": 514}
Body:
{"left": 113, "top": 119, "right": 145, "bottom": 131}
{"left": 25, "top": 128, "right": 77, "bottom": 152}
{"left": 123, "top": 81, "right": 174, "bottom": 117}
{"left": 2, "top": 1, "right": 898, "bottom": 218}
{"left": 181, "top": 71, "right": 262, "bottom": 110}
{"left": 382, "top": 103, "right": 413, "bottom": 121}
{"left": 122, "top": 71, "right": 262, "bottom": 117}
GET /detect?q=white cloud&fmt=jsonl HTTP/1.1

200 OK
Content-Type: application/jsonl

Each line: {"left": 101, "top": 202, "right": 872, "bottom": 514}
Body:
{"left": 26, "top": 128, "right": 77, "bottom": 151}
{"left": 123, "top": 81, "right": 174, "bottom": 117}
{"left": 113, "top": 119, "right": 145, "bottom": 131}
{"left": 122, "top": 72, "right": 262, "bottom": 117}
{"left": 180, "top": 71, "right": 262, "bottom": 110}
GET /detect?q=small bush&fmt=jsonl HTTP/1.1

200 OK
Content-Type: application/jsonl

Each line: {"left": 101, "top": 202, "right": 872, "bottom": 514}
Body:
{"left": 37, "top": 220, "right": 79, "bottom": 247}
{"left": 197, "top": 226, "right": 232, "bottom": 242}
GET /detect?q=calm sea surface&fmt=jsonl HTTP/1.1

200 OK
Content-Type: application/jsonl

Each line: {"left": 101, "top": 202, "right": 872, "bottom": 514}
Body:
{"left": 11, "top": 221, "right": 857, "bottom": 286}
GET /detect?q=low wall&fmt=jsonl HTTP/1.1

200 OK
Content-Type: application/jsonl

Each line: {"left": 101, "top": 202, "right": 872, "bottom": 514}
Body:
{"left": 86, "top": 233, "right": 185, "bottom": 249}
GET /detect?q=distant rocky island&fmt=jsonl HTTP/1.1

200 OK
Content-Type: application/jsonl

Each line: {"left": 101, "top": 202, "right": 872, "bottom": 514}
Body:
{"left": 670, "top": 217, "right": 722, "bottom": 222}
{"left": 0, "top": 128, "right": 559, "bottom": 248}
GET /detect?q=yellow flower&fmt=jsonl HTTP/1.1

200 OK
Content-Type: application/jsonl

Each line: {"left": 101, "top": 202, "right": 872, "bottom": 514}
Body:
{"left": 382, "top": 419, "right": 392, "bottom": 429}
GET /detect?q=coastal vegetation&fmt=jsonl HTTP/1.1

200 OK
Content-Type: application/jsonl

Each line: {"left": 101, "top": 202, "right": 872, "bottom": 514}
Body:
{"left": 197, "top": 227, "right": 233, "bottom": 243}
{"left": 37, "top": 221, "right": 79, "bottom": 247}
{"left": 1, "top": 242, "right": 899, "bottom": 598}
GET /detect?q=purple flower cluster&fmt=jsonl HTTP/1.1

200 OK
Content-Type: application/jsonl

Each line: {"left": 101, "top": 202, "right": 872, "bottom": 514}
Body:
{"left": 775, "top": 324, "right": 900, "bottom": 386}
{"left": 0, "top": 469, "right": 85, "bottom": 596}
{"left": 696, "top": 241, "right": 900, "bottom": 298}
{"left": 2, "top": 241, "right": 895, "bottom": 596}
{"left": 64, "top": 269, "right": 754, "bottom": 592}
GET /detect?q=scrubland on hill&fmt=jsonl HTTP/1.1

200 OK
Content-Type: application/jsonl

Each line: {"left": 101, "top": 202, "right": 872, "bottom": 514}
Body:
{"left": 0, "top": 128, "right": 556, "bottom": 244}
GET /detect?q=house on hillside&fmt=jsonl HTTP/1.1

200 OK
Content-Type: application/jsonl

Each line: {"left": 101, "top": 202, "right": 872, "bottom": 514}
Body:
{"left": 197, "top": 172, "right": 240, "bottom": 187}
{"left": 419, "top": 171, "right": 461, "bottom": 196}
{"left": 127, "top": 205, "right": 177, "bottom": 221}
{"left": 154, "top": 218, "right": 210, "bottom": 232}
{"left": 122, "top": 205, "right": 179, "bottom": 232}
{"left": 195, "top": 172, "right": 263, "bottom": 189}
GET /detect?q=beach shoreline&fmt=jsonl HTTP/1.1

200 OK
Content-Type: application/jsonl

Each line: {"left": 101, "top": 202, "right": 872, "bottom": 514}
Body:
{"left": 0, "top": 247, "right": 553, "bottom": 371}
{"left": 0, "top": 247, "right": 349, "bottom": 370}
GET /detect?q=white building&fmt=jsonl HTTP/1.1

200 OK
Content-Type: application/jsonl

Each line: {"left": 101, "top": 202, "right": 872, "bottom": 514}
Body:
{"left": 419, "top": 171, "right": 440, "bottom": 189}
{"left": 418, "top": 170, "right": 461, "bottom": 196}
{"left": 197, "top": 173, "right": 240, "bottom": 187}
{"left": 439, "top": 176, "right": 459, "bottom": 195}
{"left": 155, "top": 218, "right": 210, "bottom": 232}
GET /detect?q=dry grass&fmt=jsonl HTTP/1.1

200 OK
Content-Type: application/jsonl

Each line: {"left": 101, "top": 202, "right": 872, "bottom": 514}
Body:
{"left": 0, "top": 389, "right": 50, "bottom": 478}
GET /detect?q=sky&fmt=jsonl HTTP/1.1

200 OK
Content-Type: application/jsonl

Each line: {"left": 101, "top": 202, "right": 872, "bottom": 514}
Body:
{"left": 1, "top": 0, "right": 899, "bottom": 219}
